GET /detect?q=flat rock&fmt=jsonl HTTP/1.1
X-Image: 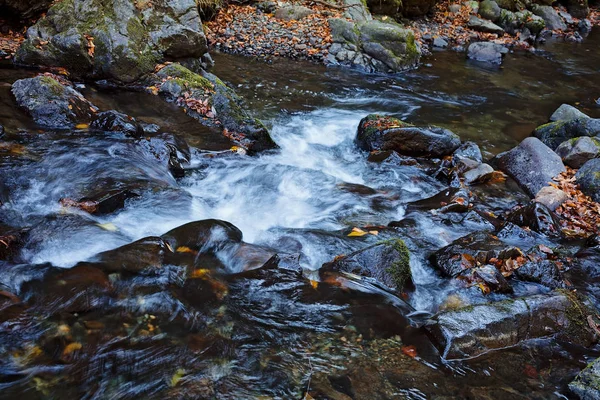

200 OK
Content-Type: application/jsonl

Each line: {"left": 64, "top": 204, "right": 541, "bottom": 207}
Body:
{"left": 534, "top": 186, "right": 568, "bottom": 211}
{"left": 467, "top": 42, "right": 508, "bottom": 64}
{"left": 274, "top": 5, "right": 313, "bottom": 20}
{"left": 496, "top": 137, "right": 565, "bottom": 198}
{"left": 467, "top": 16, "right": 505, "bottom": 34}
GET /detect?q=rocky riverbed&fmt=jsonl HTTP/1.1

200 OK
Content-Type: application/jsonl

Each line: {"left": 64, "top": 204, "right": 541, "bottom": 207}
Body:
{"left": 1, "top": 0, "right": 600, "bottom": 399}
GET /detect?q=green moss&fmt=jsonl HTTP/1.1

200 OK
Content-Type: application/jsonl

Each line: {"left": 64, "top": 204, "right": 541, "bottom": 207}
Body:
{"left": 381, "top": 238, "right": 411, "bottom": 289}
{"left": 38, "top": 76, "right": 65, "bottom": 96}
{"left": 158, "top": 64, "right": 214, "bottom": 90}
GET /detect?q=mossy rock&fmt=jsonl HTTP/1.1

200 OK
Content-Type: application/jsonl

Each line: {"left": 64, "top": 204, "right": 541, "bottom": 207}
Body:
{"left": 358, "top": 20, "right": 420, "bottom": 72}
{"left": 320, "top": 238, "right": 414, "bottom": 292}
{"left": 575, "top": 158, "right": 600, "bottom": 202}
{"left": 533, "top": 118, "right": 600, "bottom": 150}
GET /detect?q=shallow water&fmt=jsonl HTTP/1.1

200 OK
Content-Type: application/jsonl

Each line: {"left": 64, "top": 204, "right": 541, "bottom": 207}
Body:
{"left": 1, "top": 30, "right": 600, "bottom": 399}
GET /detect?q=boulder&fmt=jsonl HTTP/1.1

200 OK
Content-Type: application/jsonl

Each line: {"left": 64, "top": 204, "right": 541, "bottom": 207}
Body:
{"left": 534, "top": 186, "right": 568, "bottom": 211}
{"left": 467, "top": 42, "right": 508, "bottom": 64}
{"left": 401, "top": 0, "right": 437, "bottom": 17}
{"left": 11, "top": 75, "right": 98, "bottom": 128}
{"left": 92, "top": 236, "right": 172, "bottom": 273}
{"left": 514, "top": 260, "right": 565, "bottom": 289}
{"left": 60, "top": 188, "right": 141, "bottom": 215}
{"left": 358, "top": 20, "right": 421, "bottom": 72}
{"left": 531, "top": 5, "right": 567, "bottom": 31}
{"left": 495, "top": 137, "right": 566, "bottom": 198}
{"left": 0, "top": 0, "right": 53, "bottom": 19}
{"left": 90, "top": 110, "right": 145, "bottom": 137}
{"left": 320, "top": 239, "right": 414, "bottom": 292}
{"left": 428, "top": 292, "right": 594, "bottom": 360}
{"left": 467, "top": 16, "right": 505, "bottom": 34}
{"left": 555, "top": 136, "right": 600, "bottom": 169}
{"left": 478, "top": 0, "right": 501, "bottom": 21}
{"left": 575, "top": 158, "right": 600, "bottom": 202}
{"left": 342, "top": 0, "right": 372, "bottom": 21}
{"left": 565, "top": 0, "right": 589, "bottom": 19}
{"left": 505, "top": 202, "right": 562, "bottom": 238}
{"left": 152, "top": 63, "right": 277, "bottom": 153}
{"left": 533, "top": 118, "right": 600, "bottom": 150}
{"left": 569, "top": 357, "right": 600, "bottom": 400}
{"left": 274, "top": 5, "right": 313, "bottom": 20}
{"left": 356, "top": 114, "right": 461, "bottom": 157}
{"left": 550, "top": 104, "right": 590, "bottom": 122}
{"left": 15, "top": 0, "right": 211, "bottom": 83}
{"left": 366, "top": 0, "right": 402, "bottom": 16}
{"left": 161, "top": 219, "right": 243, "bottom": 252}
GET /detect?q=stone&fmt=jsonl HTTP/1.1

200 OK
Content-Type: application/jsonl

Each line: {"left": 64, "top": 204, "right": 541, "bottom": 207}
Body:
{"left": 60, "top": 189, "right": 140, "bottom": 215}
{"left": 366, "top": 0, "right": 402, "bottom": 16}
{"left": 505, "top": 201, "right": 562, "bottom": 237}
{"left": 274, "top": 5, "right": 313, "bottom": 21}
{"left": 461, "top": 264, "right": 512, "bottom": 293}
{"left": 320, "top": 239, "right": 414, "bottom": 292}
{"left": 533, "top": 118, "right": 600, "bottom": 150}
{"left": 428, "top": 292, "right": 594, "bottom": 360}
{"left": 565, "top": 0, "right": 589, "bottom": 19}
{"left": 578, "top": 19, "right": 593, "bottom": 34}
{"left": 433, "top": 37, "right": 449, "bottom": 48}
{"left": 453, "top": 141, "right": 483, "bottom": 165}
{"left": 478, "top": 0, "right": 501, "bottom": 22}
{"left": 11, "top": 75, "right": 97, "bottom": 129}
{"left": 496, "top": 137, "right": 566, "bottom": 198}
{"left": 92, "top": 236, "right": 172, "bottom": 273}
{"left": 449, "top": 3, "right": 462, "bottom": 13}
{"left": 463, "top": 163, "right": 494, "bottom": 184}
{"left": 467, "top": 42, "right": 508, "bottom": 64}
{"left": 514, "top": 260, "right": 565, "bottom": 289}
{"left": 90, "top": 110, "right": 144, "bottom": 137}
{"left": 15, "top": 0, "right": 211, "bottom": 83}
{"left": 569, "top": 357, "right": 600, "bottom": 400}
{"left": 401, "top": 0, "right": 437, "bottom": 17}
{"left": 467, "top": 16, "right": 505, "bottom": 34}
{"left": 555, "top": 136, "right": 600, "bottom": 169}
{"left": 342, "top": 0, "right": 372, "bottom": 21}
{"left": 356, "top": 114, "right": 461, "bottom": 157}
{"left": 550, "top": 104, "right": 590, "bottom": 122}
{"left": 575, "top": 158, "right": 600, "bottom": 202}
{"left": 358, "top": 20, "right": 421, "bottom": 72}
{"left": 531, "top": 5, "right": 568, "bottom": 31}
{"left": 534, "top": 186, "right": 568, "bottom": 211}
{"left": 161, "top": 219, "right": 243, "bottom": 252}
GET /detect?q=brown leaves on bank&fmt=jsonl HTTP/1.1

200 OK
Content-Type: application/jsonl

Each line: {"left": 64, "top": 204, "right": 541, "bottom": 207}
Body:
{"left": 551, "top": 168, "right": 600, "bottom": 238}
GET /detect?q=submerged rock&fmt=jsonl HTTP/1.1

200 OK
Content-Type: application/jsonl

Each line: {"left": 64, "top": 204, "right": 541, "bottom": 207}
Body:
{"left": 15, "top": 0, "right": 211, "bottom": 83}
{"left": 555, "top": 136, "right": 600, "bottom": 169}
{"left": 533, "top": 118, "right": 600, "bottom": 150}
{"left": 11, "top": 75, "right": 98, "bottom": 128}
{"left": 151, "top": 63, "right": 277, "bottom": 153}
{"left": 495, "top": 137, "right": 565, "bottom": 198}
{"left": 356, "top": 114, "right": 461, "bottom": 157}
{"left": 428, "top": 291, "right": 594, "bottom": 360}
{"left": 550, "top": 104, "right": 590, "bottom": 122}
{"left": 575, "top": 158, "right": 600, "bottom": 202}
{"left": 90, "top": 110, "right": 145, "bottom": 137}
{"left": 321, "top": 239, "right": 414, "bottom": 292}
{"left": 467, "top": 42, "right": 508, "bottom": 64}
{"left": 92, "top": 236, "right": 172, "bottom": 273}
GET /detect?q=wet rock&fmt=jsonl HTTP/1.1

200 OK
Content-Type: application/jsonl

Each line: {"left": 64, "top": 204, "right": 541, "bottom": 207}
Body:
{"left": 0, "top": 225, "right": 26, "bottom": 262}
{"left": 136, "top": 134, "right": 190, "bottom": 178}
{"left": 274, "top": 5, "right": 313, "bottom": 20}
{"left": 531, "top": 5, "right": 567, "bottom": 31}
{"left": 505, "top": 202, "right": 562, "bottom": 238}
{"left": 534, "top": 186, "right": 568, "bottom": 211}
{"left": 533, "top": 118, "right": 600, "bottom": 150}
{"left": 462, "top": 264, "right": 512, "bottom": 293}
{"left": 356, "top": 114, "right": 461, "bottom": 157}
{"left": 433, "top": 37, "right": 449, "bottom": 48}
{"left": 467, "top": 42, "right": 508, "bottom": 64}
{"left": 478, "top": 0, "right": 501, "bottom": 22}
{"left": 11, "top": 75, "right": 97, "bottom": 128}
{"left": 90, "top": 110, "right": 145, "bottom": 137}
{"left": 569, "top": 357, "right": 600, "bottom": 400}
{"left": 467, "top": 16, "right": 505, "bottom": 34}
{"left": 406, "top": 187, "right": 471, "bottom": 213}
{"left": 428, "top": 292, "right": 594, "bottom": 360}
{"left": 152, "top": 63, "right": 277, "bottom": 153}
{"left": 575, "top": 158, "right": 600, "bottom": 202}
{"left": 495, "top": 137, "right": 566, "bottom": 198}
{"left": 92, "top": 236, "right": 173, "bottom": 273}
{"left": 550, "top": 104, "right": 590, "bottom": 122}
{"left": 161, "top": 219, "right": 243, "bottom": 252}
{"left": 514, "top": 260, "right": 565, "bottom": 289}
{"left": 0, "top": 0, "right": 53, "bottom": 19}
{"left": 321, "top": 239, "right": 414, "bottom": 292}
{"left": 555, "top": 136, "right": 600, "bottom": 169}
{"left": 220, "top": 242, "right": 276, "bottom": 273}
{"left": 453, "top": 141, "right": 483, "bottom": 168}
{"left": 463, "top": 163, "right": 494, "bottom": 185}
{"left": 578, "top": 18, "right": 593, "bottom": 34}
{"left": 15, "top": 0, "right": 211, "bottom": 83}
{"left": 60, "top": 189, "right": 140, "bottom": 215}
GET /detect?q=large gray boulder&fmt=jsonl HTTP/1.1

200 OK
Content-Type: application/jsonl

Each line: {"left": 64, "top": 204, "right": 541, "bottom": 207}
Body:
{"left": 496, "top": 137, "right": 566, "bottom": 197}
{"left": 356, "top": 114, "right": 461, "bottom": 157}
{"left": 550, "top": 104, "right": 590, "bottom": 122}
{"left": 467, "top": 42, "right": 508, "bottom": 64}
{"left": 11, "top": 74, "right": 98, "bottom": 128}
{"left": 15, "top": 0, "right": 211, "bottom": 83}
{"left": 428, "top": 292, "right": 594, "bottom": 360}
{"left": 576, "top": 159, "right": 600, "bottom": 202}
{"left": 533, "top": 118, "right": 600, "bottom": 150}
{"left": 532, "top": 5, "right": 568, "bottom": 31}
{"left": 327, "top": 19, "right": 420, "bottom": 74}
{"left": 555, "top": 136, "right": 600, "bottom": 169}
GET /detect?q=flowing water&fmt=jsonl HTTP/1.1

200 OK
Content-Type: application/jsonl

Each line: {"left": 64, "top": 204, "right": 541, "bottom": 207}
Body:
{"left": 0, "top": 30, "right": 600, "bottom": 399}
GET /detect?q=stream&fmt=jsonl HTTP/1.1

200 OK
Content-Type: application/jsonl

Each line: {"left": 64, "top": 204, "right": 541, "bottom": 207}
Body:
{"left": 0, "top": 29, "right": 600, "bottom": 399}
